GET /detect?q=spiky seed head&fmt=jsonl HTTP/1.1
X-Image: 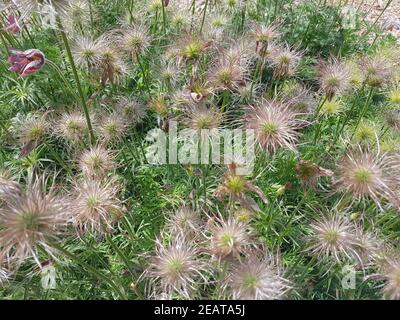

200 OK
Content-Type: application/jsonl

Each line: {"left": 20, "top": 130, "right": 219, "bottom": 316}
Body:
{"left": 246, "top": 100, "right": 303, "bottom": 153}
{"left": 55, "top": 110, "right": 88, "bottom": 145}
{"left": 207, "top": 51, "right": 247, "bottom": 92}
{"left": 70, "top": 178, "right": 125, "bottom": 234}
{"left": 116, "top": 97, "right": 146, "bottom": 124}
{"left": 281, "top": 82, "right": 317, "bottom": 116}
{"left": 208, "top": 216, "right": 252, "bottom": 259}
{"left": 362, "top": 56, "right": 392, "bottom": 89}
{"left": 78, "top": 145, "right": 116, "bottom": 179}
{"left": 223, "top": 250, "right": 291, "bottom": 300}
{"left": 167, "top": 207, "right": 202, "bottom": 237}
{"left": 97, "top": 112, "right": 127, "bottom": 144}
{"left": 380, "top": 255, "right": 400, "bottom": 300}
{"left": 119, "top": 25, "right": 151, "bottom": 60}
{"left": 171, "top": 35, "right": 211, "bottom": 64}
{"left": 251, "top": 23, "right": 280, "bottom": 56}
{"left": 65, "top": 0, "right": 90, "bottom": 33}
{"left": 159, "top": 60, "right": 180, "bottom": 86}
{"left": 346, "top": 60, "right": 364, "bottom": 89}
{"left": 0, "top": 174, "right": 68, "bottom": 267}
{"left": 13, "top": 0, "right": 72, "bottom": 19}
{"left": 0, "top": 169, "right": 20, "bottom": 203}
{"left": 308, "top": 213, "right": 361, "bottom": 263}
{"left": 388, "top": 87, "right": 400, "bottom": 105}
{"left": 142, "top": 236, "right": 209, "bottom": 299}
{"left": 334, "top": 148, "right": 399, "bottom": 207}
{"left": 270, "top": 44, "right": 302, "bottom": 78}
{"left": 72, "top": 36, "right": 102, "bottom": 69}
{"left": 317, "top": 58, "right": 350, "bottom": 100}
{"left": 14, "top": 113, "right": 48, "bottom": 146}
{"left": 320, "top": 98, "right": 343, "bottom": 116}
{"left": 184, "top": 105, "right": 223, "bottom": 132}
{"left": 353, "top": 120, "right": 378, "bottom": 146}
{"left": 355, "top": 229, "right": 383, "bottom": 265}
{"left": 234, "top": 207, "right": 254, "bottom": 223}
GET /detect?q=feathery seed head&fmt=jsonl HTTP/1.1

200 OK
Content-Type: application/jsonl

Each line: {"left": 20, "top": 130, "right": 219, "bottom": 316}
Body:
{"left": 0, "top": 174, "right": 68, "bottom": 267}
{"left": 270, "top": 44, "right": 302, "bottom": 78}
{"left": 223, "top": 250, "right": 291, "bottom": 300}
{"left": 142, "top": 236, "right": 209, "bottom": 299}
{"left": 208, "top": 216, "right": 252, "bottom": 259}
{"left": 308, "top": 213, "right": 361, "bottom": 263}
{"left": 318, "top": 58, "right": 350, "bottom": 100}
{"left": 97, "top": 112, "right": 127, "bottom": 144}
{"left": 334, "top": 148, "right": 399, "bottom": 206}
{"left": 116, "top": 97, "right": 146, "bottom": 124}
{"left": 70, "top": 178, "right": 125, "bottom": 234}
{"left": 246, "top": 100, "right": 303, "bottom": 153}
{"left": 55, "top": 110, "right": 88, "bottom": 145}
{"left": 78, "top": 145, "right": 116, "bottom": 179}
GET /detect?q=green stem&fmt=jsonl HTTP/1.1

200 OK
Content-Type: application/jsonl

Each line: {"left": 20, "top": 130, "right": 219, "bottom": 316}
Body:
{"left": 200, "top": 0, "right": 209, "bottom": 33}
{"left": 161, "top": 0, "right": 167, "bottom": 34}
{"left": 58, "top": 21, "right": 95, "bottom": 144}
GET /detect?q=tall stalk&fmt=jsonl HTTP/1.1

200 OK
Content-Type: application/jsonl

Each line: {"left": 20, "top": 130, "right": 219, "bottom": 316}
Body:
{"left": 161, "top": 0, "right": 167, "bottom": 34}
{"left": 57, "top": 21, "right": 95, "bottom": 144}
{"left": 200, "top": 0, "right": 209, "bottom": 33}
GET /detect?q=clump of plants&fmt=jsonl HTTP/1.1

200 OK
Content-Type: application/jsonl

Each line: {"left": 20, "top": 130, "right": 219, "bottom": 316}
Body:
{"left": 0, "top": 0, "right": 399, "bottom": 300}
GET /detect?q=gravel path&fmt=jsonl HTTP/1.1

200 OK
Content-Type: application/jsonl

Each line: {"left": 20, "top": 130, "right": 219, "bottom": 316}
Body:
{"left": 295, "top": 0, "right": 400, "bottom": 39}
{"left": 352, "top": 0, "right": 400, "bottom": 39}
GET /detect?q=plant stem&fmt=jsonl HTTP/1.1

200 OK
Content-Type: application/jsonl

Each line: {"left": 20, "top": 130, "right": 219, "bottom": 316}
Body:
{"left": 200, "top": 0, "right": 209, "bottom": 33}
{"left": 57, "top": 21, "right": 95, "bottom": 144}
{"left": 161, "top": 0, "right": 167, "bottom": 34}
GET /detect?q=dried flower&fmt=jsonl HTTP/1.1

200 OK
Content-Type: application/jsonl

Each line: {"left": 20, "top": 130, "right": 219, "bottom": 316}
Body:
{"left": 70, "top": 178, "right": 125, "bottom": 234}
{"left": 246, "top": 100, "right": 303, "bottom": 153}
{"left": 142, "top": 236, "right": 209, "bottom": 299}
{"left": 334, "top": 148, "right": 399, "bottom": 207}
{"left": 207, "top": 215, "right": 252, "bottom": 260}
{"left": 317, "top": 58, "right": 350, "bottom": 100}
{"left": 78, "top": 145, "right": 116, "bottom": 179}
{"left": 223, "top": 250, "right": 291, "bottom": 300}
{"left": 296, "top": 160, "right": 334, "bottom": 189}
{"left": 0, "top": 174, "right": 68, "bottom": 267}
{"left": 308, "top": 213, "right": 361, "bottom": 263}
{"left": 55, "top": 110, "right": 89, "bottom": 145}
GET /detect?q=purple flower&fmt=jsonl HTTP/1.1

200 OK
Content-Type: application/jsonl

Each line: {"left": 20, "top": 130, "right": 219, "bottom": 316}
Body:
{"left": 5, "top": 16, "right": 21, "bottom": 34}
{"left": 8, "top": 49, "right": 45, "bottom": 77}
